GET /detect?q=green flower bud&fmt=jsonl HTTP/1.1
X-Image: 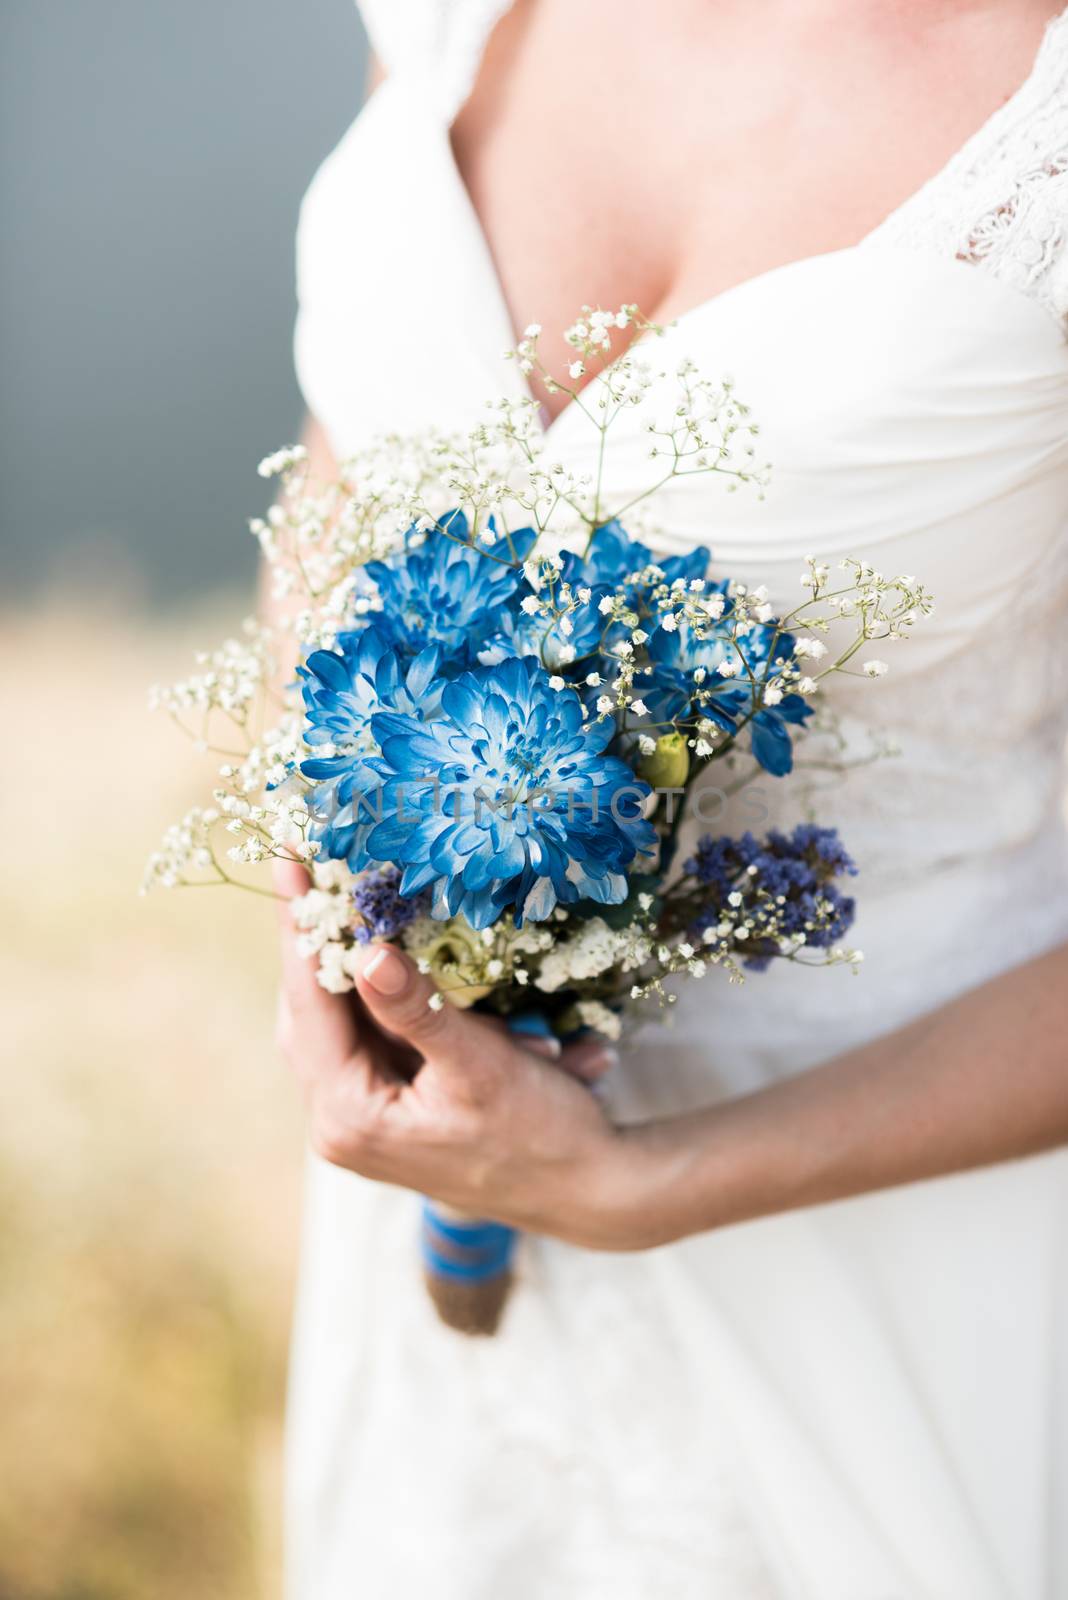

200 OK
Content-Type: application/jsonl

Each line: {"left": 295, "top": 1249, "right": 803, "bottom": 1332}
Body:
{"left": 638, "top": 731, "right": 690, "bottom": 790}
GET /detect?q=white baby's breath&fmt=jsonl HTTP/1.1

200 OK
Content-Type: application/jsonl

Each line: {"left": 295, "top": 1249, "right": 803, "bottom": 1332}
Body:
{"left": 147, "top": 299, "right": 932, "bottom": 1036}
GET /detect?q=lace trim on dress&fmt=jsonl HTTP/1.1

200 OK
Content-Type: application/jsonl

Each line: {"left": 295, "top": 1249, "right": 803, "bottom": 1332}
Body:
{"left": 863, "top": 9, "right": 1068, "bottom": 326}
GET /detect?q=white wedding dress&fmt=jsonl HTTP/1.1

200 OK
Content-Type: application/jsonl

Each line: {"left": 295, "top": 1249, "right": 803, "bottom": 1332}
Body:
{"left": 286, "top": 6, "right": 1068, "bottom": 1596}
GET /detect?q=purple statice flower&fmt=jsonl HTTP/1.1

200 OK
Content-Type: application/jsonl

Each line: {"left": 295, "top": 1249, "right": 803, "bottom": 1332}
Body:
{"left": 686, "top": 824, "right": 857, "bottom": 969}
{"left": 351, "top": 867, "right": 429, "bottom": 945}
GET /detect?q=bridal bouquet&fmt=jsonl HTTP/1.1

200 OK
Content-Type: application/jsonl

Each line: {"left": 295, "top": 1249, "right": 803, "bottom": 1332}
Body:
{"left": 146, "top": 307, "right": 931, "bottom": 1333}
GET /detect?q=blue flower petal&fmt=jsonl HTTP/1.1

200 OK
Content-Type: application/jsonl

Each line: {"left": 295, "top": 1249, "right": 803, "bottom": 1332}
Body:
{"left": 750, "top": 712, "right": 793, "bottom": 776}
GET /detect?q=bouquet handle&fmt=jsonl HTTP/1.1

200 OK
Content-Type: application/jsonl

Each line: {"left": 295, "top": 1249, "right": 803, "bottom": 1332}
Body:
{"left": 420, "top": 1013, "right": 552, "bottom": 1337}
{"left": 420, "top": 1202, "right": 517, "bottom": 1335}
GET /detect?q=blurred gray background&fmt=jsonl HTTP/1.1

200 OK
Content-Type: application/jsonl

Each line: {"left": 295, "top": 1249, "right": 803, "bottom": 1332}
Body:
{"left": 1, "top": 0, "right": 369, "bottom": 604}
{"left": 2, "top": 13, "right": 369, "bottom": 1596}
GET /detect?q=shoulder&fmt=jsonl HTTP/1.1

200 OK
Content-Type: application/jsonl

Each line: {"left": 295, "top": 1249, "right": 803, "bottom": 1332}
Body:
{"left": 356, "top": 0, "right": 516, "bottom": 112}
{"left": 866, "top": 11, "right": 1068, "bottom": 330}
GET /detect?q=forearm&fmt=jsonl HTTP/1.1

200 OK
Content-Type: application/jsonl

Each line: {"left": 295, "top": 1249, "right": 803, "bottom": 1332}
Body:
{"left": 624, "top": 940, "right": 1068, "bottom": 1246}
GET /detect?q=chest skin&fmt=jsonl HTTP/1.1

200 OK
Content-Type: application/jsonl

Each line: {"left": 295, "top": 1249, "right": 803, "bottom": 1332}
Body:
{"left": 449, "top": 0, "right": 1057, "bottom": 418}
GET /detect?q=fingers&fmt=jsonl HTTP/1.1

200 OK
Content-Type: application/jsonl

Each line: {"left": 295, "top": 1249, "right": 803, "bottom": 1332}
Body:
{"left": 519, "top": 1033, "right": 562, "bottom": 1063}
{"left": 493, "top": 1015, "right": 613, "bottom": 1080}
{"left": 558, "top": 1037, "right": 620, "bottom": 1084}
{"left": 513, "top": 1026, "right": 615, "bottom": 1081}
{"left": 348, "top": 942, "right": 502, "bottom": 1091}
{"left": 348, "top": 940, "right": 623, "bottom": 1097}
{"left": 273, "top": 859, "right": 359, "bottom": 1076}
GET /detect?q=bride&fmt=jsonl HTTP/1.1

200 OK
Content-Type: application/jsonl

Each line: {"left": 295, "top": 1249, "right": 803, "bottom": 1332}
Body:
{"left": 275, "top": 2, "right": 1068, "bottom": 1595}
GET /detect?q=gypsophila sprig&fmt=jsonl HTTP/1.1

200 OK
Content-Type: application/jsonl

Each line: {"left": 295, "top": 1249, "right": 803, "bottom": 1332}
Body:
{"left": 148, "top": 303, "right": 936, "bottom": 1337}
{"left": 148, "top": 303, "right": 930, "bottom": 1033}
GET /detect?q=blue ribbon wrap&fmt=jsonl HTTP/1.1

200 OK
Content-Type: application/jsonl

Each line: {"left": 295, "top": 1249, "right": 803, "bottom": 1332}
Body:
{"left": 420, "top": 1013, "right": 554, "bottom": 1284}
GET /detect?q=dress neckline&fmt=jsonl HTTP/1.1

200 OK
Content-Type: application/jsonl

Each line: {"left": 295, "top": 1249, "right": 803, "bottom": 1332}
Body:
{"left": 438, "top": 4, "right": 1068, "bottom": 436}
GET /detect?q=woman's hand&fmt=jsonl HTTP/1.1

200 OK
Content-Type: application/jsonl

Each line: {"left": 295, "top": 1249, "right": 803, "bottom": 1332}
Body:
{"left": 276, "top": 856, "right": 1068, "bottom": 1253}
{"left": 274, "top": 862, "right": 665, "bottom": 1250}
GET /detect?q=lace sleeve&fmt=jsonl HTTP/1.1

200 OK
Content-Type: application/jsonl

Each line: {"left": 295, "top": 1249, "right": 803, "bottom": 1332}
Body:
{"left": 865, "top": 13, "right": 1068, "bottom": 327}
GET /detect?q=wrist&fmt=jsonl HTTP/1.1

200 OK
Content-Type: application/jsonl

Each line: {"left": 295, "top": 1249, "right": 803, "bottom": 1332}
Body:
{"left": 567, "top": 1118, "right": 700, "bottom": 1252}
{"left": 591, "top": 1099, "right": 776, "bottom": 1250}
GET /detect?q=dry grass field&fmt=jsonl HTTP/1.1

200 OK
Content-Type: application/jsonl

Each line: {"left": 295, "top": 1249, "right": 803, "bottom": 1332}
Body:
{"left": 0, "top": 596, "right": 303, "bottom": 1600}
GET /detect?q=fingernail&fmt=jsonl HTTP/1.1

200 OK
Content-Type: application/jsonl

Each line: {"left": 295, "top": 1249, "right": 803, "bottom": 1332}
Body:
{"left": 525, "top": 1035, "right": 562, "bottom": 1060}
{"left": 586, "top": 1046, "right": 619, "bottom": 1079}
{"left": 362, "top": 945, "right": 409, "bottom": 996}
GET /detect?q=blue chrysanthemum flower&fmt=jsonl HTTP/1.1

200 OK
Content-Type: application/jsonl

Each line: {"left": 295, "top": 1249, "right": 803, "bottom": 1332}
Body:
{"left": 484, "top": 521, "right": 710, "bottom": 673}
{"left": 359, "top": 656, "right": 656, "bottom": 929}
{"left": 565, "top": 519, "right": 710, "bottom": 600}
{"left": 299, "top": 626, "right": 443, "bottom": 869}
{"left": 639, "top": 612, "right": 812, "bottom": 776}
{"left": 363, "top": 510, "right": 537, "bottom": 667}
{"left": 483, "top": 586, "right": 611, "bottom": 670}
